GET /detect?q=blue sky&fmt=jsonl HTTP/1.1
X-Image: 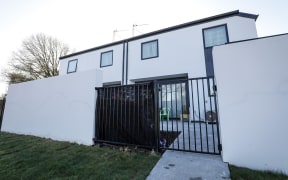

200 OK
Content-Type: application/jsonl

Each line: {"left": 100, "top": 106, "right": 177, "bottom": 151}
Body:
{"left": 0, "top": 0, "right": 287, "bottom": 95}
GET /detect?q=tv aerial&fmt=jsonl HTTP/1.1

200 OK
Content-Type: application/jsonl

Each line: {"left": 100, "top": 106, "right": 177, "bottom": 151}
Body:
{"left": 112, "top": 29, "right": 128, "bottom": 41}
{"left": 132, "top": 24, "right": 148, "bottom": 36}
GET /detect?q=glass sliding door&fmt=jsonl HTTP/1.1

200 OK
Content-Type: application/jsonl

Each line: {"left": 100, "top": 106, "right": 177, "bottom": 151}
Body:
{"left": 159, "top": 80, "right": 189, "bottom": 119}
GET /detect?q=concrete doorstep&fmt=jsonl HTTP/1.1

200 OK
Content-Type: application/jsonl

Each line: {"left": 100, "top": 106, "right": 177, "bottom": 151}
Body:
{"left": 147, "top": 150, "right": 230, "bottom": 180}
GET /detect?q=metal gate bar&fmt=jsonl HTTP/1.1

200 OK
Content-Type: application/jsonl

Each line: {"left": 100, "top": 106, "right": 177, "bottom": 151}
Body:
{"left": 0, "top": 98, "right": 6, "bottom": 131}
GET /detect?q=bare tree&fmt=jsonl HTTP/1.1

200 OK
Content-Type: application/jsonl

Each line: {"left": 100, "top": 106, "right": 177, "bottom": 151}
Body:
{"left": 2, "top": 33, "right": 71, "bottom": 84}
{"left": 0, "top": 93, "right": 5, "bottom": 100}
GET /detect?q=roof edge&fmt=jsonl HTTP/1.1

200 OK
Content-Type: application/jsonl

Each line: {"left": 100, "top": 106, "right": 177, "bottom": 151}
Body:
{"left": 60, "top": 10, "right": 258, "bottom": 60}
{"left": 238, "top": 12, "right": 259, "bottom": 21}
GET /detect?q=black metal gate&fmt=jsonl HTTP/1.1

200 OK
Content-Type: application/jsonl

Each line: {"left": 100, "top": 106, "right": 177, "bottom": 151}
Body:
{"left": 156, "top": 77, "right": 221, "bottom": 154}
{"left": 94, "top": 77, "right": 221, "bottom": 154}
{"left": 94, "top": 83, "right": 158, "bottom": 149}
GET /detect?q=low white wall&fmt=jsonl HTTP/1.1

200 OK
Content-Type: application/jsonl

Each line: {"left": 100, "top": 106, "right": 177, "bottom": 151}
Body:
{"left": 2, "top": 69, "right": 102, "bottom": 145}
{"left": 213, "top": 34, "right": 288, "bottom": 174}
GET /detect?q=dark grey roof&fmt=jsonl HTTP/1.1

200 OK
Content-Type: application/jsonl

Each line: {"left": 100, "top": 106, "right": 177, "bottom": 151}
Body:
{"left": 60, "top": 10, "right": 258, "bottom": 59}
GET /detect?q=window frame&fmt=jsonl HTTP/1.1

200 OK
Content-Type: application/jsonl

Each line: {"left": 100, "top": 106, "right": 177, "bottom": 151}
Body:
{"left": 67, "top": 59, "right": 78, "bottom": 74}
{"left": 141, "top": 39, "right": 159, "bottom": 60}
{"left": 100, "top": 50, "right": 113, "bottom": 68}
{"left": 202, "top": 24, "right": 229, "bottom": 48}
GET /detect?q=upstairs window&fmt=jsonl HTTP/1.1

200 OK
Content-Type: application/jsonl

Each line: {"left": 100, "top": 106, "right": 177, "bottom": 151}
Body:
{"left": 67, "top": 59, "right": 78, "bottom": 73}
{"left": 141, "top": 40, "right": 158, "bottom": 60}
{"left": 100, "top": 50, "right": 113, "bottom": 67}
{"left": 203, "top": 25, "right": 228, "bottom": 48}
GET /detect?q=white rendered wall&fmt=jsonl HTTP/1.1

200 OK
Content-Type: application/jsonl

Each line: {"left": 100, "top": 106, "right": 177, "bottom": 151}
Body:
{"left": 225, "top": 16, "right": 257, "bottom": 42}
{"left": 2, "top": 69, "right": 102, "bottom": 145}
{"left": 59, "top": 44, "right": 123, "bottom": 84}
{"left": 213, "top": 34, "right": 288, "bottom": 174}
{"left": 128, "top": 16, "right": 257, "bottom": 82}
{"left": 128, "top": 28, "right": 206, "bottom": 80}
{"left": 59, "top": 16, "right": 257, "bottom": 83}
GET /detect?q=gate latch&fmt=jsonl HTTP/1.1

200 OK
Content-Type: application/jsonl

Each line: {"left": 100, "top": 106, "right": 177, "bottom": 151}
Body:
{"left": 213, "top": 85, "right": 217, "bottom": 92}
{"left": 218, "top": 144, "right": 222, "bottom": 152}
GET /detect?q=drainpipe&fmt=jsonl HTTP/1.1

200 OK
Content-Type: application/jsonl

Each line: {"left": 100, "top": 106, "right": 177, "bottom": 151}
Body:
{"left": 122, "top": 42, "right": 125, "bottom": 85}
{"left": 125, "top": 41, "right": 129, "bottom": 85}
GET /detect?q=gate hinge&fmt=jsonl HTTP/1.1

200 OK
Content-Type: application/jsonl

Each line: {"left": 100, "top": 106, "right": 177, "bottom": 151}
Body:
{"left": 213, "top": 85, "right": 217, "bottom": 92}
{"left": 218, "top": 144, "right": 222, "bottom": 152}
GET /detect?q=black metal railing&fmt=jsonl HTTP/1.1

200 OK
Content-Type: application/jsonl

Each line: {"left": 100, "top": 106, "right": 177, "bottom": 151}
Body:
{"left": 0, "top": 98, "right": 6, "bottom": 131}
{"left": 94, "top": 83, "right": 157, "bottom": 149}
{"left": 94, "top": 76, "right": 221, "bottom": 155}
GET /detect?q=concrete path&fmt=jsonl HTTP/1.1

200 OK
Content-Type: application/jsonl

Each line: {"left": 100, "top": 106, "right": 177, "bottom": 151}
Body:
{"left": 147, "top": 150, "right": 230, "bottom": 180}
{"left": 160, "top": 121, "right": 220, "bottom": 154}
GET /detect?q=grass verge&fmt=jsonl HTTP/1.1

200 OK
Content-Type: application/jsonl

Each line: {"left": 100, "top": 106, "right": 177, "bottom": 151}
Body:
{"left": 229, "top": 165, "right": 288, "bottom": 180}
{"left": 0, "top": 132, "right": 160, "bottom": 179}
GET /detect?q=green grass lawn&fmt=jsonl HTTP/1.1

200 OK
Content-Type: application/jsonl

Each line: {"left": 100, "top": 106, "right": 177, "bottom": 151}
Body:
{"left": 0, "top": 132, "right": 160, "bottom": 179}
{"left": 2, "top": 132, "right": 288, "bottom": 179}
{"left": 229, "top": 165, "right": 288, "bottom": 180}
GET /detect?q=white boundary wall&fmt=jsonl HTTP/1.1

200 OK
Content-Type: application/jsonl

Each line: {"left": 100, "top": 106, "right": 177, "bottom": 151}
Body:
{"left": 2, "top": 69, "right": 102, "bottom": 145}
{"left": 213, "top": 34, "right": 288, "bottom": 174}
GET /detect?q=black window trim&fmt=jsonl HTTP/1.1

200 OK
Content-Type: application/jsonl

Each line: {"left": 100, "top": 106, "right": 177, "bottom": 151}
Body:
{"left": 67, "top": 59, "right": 78, "bottom": 74}
{"left": 100, "top": 50, "right": 113, "bottom": 68}
{"left": 202, "top": 24, "right": 229, "bottom": 48}
{"left": 141, "top": 39, "right": 159, "bottom": 60}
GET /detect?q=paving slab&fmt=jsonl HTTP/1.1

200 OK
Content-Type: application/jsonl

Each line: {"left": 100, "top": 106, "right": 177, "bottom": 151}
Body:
{"left": 147, "top": 150, "right": 230, "bottom": 180}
